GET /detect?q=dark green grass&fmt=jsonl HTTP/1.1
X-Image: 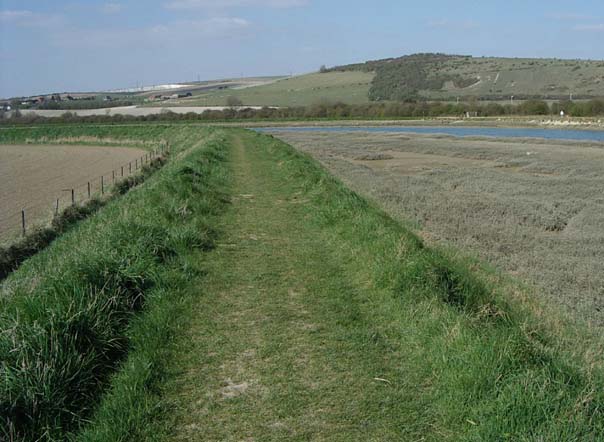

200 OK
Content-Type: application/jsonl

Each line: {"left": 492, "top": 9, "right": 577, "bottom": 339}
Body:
{"left": 0, "top": 125, "right": 231, "bottom": 441}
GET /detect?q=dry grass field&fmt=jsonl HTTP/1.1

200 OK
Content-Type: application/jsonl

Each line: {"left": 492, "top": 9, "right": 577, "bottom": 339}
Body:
{"left": 274, "top": 130, "right": 604, "bottom": 325}
{"left": 0, "top": 144, "right": 146, "bottom": 239}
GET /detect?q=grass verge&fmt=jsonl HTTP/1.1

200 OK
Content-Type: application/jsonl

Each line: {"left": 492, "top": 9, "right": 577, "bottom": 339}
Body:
{"left": 0, "top": 126, "right": 230, "bottom": 441}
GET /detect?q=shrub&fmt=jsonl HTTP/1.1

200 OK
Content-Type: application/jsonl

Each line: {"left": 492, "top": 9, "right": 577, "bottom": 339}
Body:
{"left": 226, "top": 96, "right": 243, "bottom": 107}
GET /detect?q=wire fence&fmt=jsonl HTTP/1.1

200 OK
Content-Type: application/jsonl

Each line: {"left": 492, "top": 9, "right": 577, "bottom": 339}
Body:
{"left": 1, "top": 141, "right": 171, "bottom": 243}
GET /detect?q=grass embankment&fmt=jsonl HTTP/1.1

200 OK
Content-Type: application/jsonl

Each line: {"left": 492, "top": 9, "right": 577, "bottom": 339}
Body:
{"left": 158, "top": 130, "right": 604, "bottom": 440}
{"left": 278, "top": 130, "right": 604, "bottom": 325}
{"left": 0, "top": 156, "right": 166, "bottom": 280}
{"left": 0, "top": 125, "right": 231, "bottom": 441}
{"left": 0, "top": 125, "right": 177, "bottom": 277}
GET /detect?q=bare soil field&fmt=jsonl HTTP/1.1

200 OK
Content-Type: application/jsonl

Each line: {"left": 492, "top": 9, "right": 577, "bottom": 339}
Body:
{"left": 0, "top": 144, "right": 146, "bottom": 240}
{"left": 274, "top": 130, "right": 604, "bottom": 325}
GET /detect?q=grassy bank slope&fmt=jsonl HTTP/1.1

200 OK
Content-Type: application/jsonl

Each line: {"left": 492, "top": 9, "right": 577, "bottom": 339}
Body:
{"left": 155, "top": 130, "right": 604, "bottom": 440}
{"left": 0, "top": 125, "right": 231, "bottom": 441}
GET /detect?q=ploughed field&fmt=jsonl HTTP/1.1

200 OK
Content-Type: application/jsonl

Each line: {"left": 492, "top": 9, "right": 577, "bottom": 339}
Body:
{"left": 273, "top": 130, "right": 604, "bottom": 325}
{"left": 0, "top": 144, "right": 146, "bottom": 239}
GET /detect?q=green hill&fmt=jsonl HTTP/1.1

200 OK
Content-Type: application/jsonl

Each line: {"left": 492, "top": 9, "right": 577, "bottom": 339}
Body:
{"left": 329, "top": 53, "right": 604, "bottom": 101}
{"left": 165, "top": 71, "right": 374, "bottom": 107}
{"left": 146, "top": 54, "right": 604, "bottom": 107}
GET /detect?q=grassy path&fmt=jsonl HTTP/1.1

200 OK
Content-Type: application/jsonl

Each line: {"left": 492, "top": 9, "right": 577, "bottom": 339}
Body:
{"left": 165, "top": 133, "right": 415, "bottom": 441}
{"left": 160, "top": 129, "right": 604, "bottom": 441}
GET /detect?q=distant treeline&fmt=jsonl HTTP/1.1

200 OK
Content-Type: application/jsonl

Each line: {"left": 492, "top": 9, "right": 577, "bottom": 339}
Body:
{"left": 2, "top": 99, "right": 604, "bottom": 124}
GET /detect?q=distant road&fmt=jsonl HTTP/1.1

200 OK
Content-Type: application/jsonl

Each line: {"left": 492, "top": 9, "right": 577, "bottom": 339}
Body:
{"left": 18, "top": 106, "right": 267, "bottom": 118}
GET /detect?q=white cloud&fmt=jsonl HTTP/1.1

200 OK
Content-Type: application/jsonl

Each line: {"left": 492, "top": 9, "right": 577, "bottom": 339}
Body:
{"left": 51, "top": 16, "right": 251, "bottom": 50}
{"left": 164, "top": 0, "right": 308, "bottom": 10}
{"left": 0, "top": 10, "right": 33, "bottom": 21}
{"left": 0, "top": 10, "right": 62, "bottom": 27}
{"left": 547, "top": 12, "right": 592, "bottom": 21}
{"left": 573, "top": 24, "right": 604, "bottom": 32}
{"left": 150, "top": 17, "right": 250, "bottom": 37}
{"left": 149, "top": 17, "right": 250, "bottom": 35}
{"left": 427, "top": 19, "right": 448, "bottom": 27}
{"left": 201, "top": 17, "right": 251, "bottom": 31}
{"left": 427, "top": 19, "right": 479, "bottom": 30}
{"left": 101, "top": 3, "right": 124, "bottom": 14}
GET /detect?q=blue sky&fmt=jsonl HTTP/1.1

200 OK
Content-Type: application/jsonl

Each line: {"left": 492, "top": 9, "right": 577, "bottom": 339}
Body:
{"left": 1, "top": 0, "right": 603, "bottom": 98}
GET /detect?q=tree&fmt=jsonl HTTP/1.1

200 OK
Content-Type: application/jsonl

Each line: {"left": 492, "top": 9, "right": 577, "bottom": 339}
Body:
{"left": 319, "top": 65, "right": 328, "bottom": 73}
{"left": 519, "top": 99, "right": 549, "bottom": 115}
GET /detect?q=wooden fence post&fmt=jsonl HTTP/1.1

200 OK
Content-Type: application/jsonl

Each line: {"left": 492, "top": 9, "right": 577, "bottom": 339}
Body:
{"left": 71, "top": 189, "right": 75, "bottom": 205}
{"left": 21, "top": 209, "right": 25, "bottom": 237}
{"left": 101, "top": 176, "right": 104, "bottom": 195}
{"left": 55, "top": 198, "right": 59, "bottom": 216}
{"left": 87, "top": 182, "right": 91, "bottom": 198}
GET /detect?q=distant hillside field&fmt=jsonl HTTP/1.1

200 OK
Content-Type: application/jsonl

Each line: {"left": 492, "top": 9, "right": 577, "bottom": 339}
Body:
{"left": 133, "top": 76, "right": 285, "bottom": 98}
{"left": 162, "top": 55, "right": 604, "bottom": 107}
{"left": 163, "top": 71, "right": 374, "bottom": 107}
{"left": 329, "top": 53, "right": 604, "bottom": 101}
